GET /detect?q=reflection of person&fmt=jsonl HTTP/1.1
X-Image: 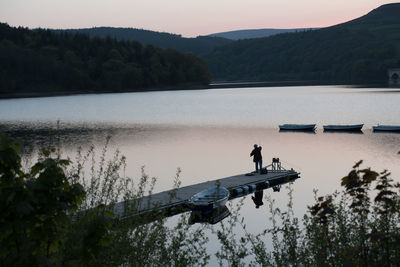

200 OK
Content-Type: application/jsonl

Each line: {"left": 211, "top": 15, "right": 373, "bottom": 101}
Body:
{"left": 252, "top": 191, "right": 264, "bottom": 209}
{"left": 250, "top": 144, "right": 262, "bottom": 173}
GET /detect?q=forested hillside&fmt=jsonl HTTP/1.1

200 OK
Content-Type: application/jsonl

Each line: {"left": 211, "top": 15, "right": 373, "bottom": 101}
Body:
{"left": 208, "top": 28, "right": 318, "bottom": 40}
{"left": 204, "top": 3, "right": 400, "bottom": 84}
{"left": 0, "top": 23, "right": 211, "bottom": 97}
{"left": 54, "top": 27, "right": 232, "bottom": 56}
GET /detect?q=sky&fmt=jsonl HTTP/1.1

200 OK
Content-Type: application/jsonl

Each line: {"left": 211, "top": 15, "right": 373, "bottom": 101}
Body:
{"left": 0, "top": 0, "right": 397, "bottom": 37}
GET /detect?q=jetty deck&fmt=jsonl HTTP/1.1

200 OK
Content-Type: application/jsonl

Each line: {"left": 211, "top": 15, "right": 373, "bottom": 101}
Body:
{"left": 113, "top": 167, "right": 300, "bottom": 220}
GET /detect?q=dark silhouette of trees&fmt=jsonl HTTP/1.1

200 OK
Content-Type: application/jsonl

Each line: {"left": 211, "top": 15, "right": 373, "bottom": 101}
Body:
{"left": 0, "top": 23, "right": 211, "bottom": 97}
{"left": 204, "top": 3, "right": 400, "bottom": 84}
{"left": 53, "top": 27, "right": 232, "bottom": 56}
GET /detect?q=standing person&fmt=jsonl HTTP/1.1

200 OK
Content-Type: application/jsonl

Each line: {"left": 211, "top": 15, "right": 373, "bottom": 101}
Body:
{"left": 250, "top": 144, "right": 262, "bottom": 173}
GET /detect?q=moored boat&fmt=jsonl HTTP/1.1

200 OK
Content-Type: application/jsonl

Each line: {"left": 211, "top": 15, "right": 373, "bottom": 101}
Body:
{"left": 188, "top": 186, "right": 230, "bottom": 210}
{"left": 323, "top": 124, "right": 363, "bottom": 131}
{"left": 279, "top": 124, "right": 316, "bottom": 131}
{"left": 373, "top": 125, "right": 400, "bottom": 132}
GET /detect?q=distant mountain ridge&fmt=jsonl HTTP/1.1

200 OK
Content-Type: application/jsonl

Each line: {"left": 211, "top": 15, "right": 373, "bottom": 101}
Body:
{"left": 208, "top": 28, "right": 318, "bottom": 40}
{"left": 203, "top": 3, "right": 400, "bottom": 84}
{"left": 53, "top": 27, "right": 319, "bottom": 56}
{"left": 53, "top": 27, "right": 232, "bottom": 56}
{"left": 346, "top": 2, "right": 400, "bottom": 25}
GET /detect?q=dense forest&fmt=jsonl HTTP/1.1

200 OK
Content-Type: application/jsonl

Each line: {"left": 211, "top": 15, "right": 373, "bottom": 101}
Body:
{"left": 208, "top": 28, "right": 318, "bottom": 40}
{"left": 204, "top": 3, "right": 400, "bottom": 84}
{"left": 0, "top": 23, "right": 211, "bottom": 97}
{"left": 54, "top": 27, "right": 232, "bottom": 56}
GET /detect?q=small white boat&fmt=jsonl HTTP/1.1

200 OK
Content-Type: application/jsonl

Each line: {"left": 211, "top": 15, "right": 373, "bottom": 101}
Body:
{"left": 188, "top": 186, "right": 230, "bottom": 210}
{"left": 373, "top": 125, "right": 400, "bottom": 132}
{"left": 279, "top": 124, "right": 316, "bottom": 131}
{"left": 323, "top": 124, "right": 363, "bottom": 131}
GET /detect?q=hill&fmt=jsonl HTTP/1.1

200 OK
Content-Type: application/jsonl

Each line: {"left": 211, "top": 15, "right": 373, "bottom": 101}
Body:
{"left": 203, "top": 3, "right": 400, "bottom": 84}
{"left": 53, "top": 27, "right": 232, "bottom": 56}
{"left": 208, "top": 28, "right": 318, "bottom": 40}
{"left": 0, "top": 23, "right": 211, "bottom": 98}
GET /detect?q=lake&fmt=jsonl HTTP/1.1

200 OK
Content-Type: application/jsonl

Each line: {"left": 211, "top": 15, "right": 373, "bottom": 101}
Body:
{"left": 1, "top": 86, "right": 400, "bottom": 127}
{"left": 1, "top": 85, "right": 400, "bottom": 264}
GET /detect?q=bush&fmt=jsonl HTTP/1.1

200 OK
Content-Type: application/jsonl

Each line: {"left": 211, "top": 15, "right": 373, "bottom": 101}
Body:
{"left": 0, "top": 131, "right": 209, "bottom": 266}
{"left": 0, "top": 131, "right": 85, "bottom": 265}
{"left": 213, "top": 160, "right": 400, "bottom": 266}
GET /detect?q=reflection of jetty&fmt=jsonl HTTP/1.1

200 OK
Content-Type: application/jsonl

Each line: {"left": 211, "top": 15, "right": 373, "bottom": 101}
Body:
{"left": 113, "top": 159, "right": 300, "bottom": 221}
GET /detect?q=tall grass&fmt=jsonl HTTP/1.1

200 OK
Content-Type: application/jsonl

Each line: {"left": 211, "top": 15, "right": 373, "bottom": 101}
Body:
{"left": 63, "top": 136, "right": 210, "bottom": 266}
{"left": 212, "top": 161, "right": 400, "bottom": 266}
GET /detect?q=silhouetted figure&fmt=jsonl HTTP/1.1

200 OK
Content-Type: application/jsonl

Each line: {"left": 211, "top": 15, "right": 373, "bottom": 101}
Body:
{"left": 252, "top": 191, "right": 264, "bottom": 209}
{"left": 250, "top": 144, "right": 262, "bottom": 173}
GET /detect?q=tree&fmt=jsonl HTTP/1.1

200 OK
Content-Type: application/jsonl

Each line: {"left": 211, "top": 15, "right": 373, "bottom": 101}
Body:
{"left": 0, "top": 131, "right": 85, "bottom": 265}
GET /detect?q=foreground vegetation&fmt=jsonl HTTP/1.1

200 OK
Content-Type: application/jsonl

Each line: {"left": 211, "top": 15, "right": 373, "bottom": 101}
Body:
{"left": 1, "top": 130, "right": 399, "bottom": 266}
{"left": 0, "top": 23, "right": 211, "bottom": 97}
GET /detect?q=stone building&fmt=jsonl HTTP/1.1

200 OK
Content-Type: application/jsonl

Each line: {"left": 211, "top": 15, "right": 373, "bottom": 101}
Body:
{"left": 388, "top": 68, "right": 400, "bottom": 85}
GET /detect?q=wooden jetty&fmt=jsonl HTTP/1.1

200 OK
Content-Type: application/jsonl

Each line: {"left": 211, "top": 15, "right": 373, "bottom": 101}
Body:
{"left": 112, "top": 160, "right": 300, "bottom": 221}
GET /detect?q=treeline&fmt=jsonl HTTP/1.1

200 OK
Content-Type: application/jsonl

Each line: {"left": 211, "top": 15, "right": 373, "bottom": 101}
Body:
{"left": 0, "top": 23, "right": 211, "bottom": 97}
{"left": 209, "top": 28, "right": 319, "bottom": 40}
{"left": 55, "top": 27, "right": 232, "bottom": 56}
{"left": 204, "top": 3, "right": 400, "bottom": 84}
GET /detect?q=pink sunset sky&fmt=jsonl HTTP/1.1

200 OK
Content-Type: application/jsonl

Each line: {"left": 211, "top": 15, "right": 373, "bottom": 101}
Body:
{"left": 0, "top": 0, "right": 397, "bottom": 37}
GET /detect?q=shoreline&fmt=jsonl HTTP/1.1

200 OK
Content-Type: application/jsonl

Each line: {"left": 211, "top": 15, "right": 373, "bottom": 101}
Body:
{"left": 0, "top": 81, "right": 390, "bottom": 100}
{"left": 0, "top": 84, "right": 208, "bottom": 100}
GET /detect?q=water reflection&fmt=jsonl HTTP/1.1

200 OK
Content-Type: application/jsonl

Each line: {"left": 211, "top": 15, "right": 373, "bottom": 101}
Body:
{"left": 251, "top": 191, "right": 264, "bottom": 209}
{"left": 279, "top": 129, "right": 316, "bottom": 134}
{"left": 1, "top": 122, "right": 400, "bottom": 222}
{"left": 373, "top": 131, "right": 400, "bottom": 135}
{"left": 1, "top": 86, "right": 400, "bottom": 127}
{"left": 189, "top": 206, "right": 231, "bottom": 225}
{"left": 152, "top": 176, "right": 298, "bottom": 226}
{"left": 323, "top": 130, "right": 363, "bottom": 134}
{"left": 185, "top": 169, "right": 299, "bottom": 224}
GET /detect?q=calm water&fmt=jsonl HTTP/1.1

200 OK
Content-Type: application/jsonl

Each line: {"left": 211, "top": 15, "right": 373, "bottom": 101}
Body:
{"left": 1, "top": 85, "right": 400, "bottom": 264}
{"left": 1, "top": 86, "right": 400, "bottom": 126}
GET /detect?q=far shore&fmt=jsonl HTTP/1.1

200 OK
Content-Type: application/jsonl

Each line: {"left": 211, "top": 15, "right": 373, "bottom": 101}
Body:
{"left": 0, "top": 84, "right": 208, "bottom": 100}
{"left": 0, "top": 81, "right": 390, "bottom": 100}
